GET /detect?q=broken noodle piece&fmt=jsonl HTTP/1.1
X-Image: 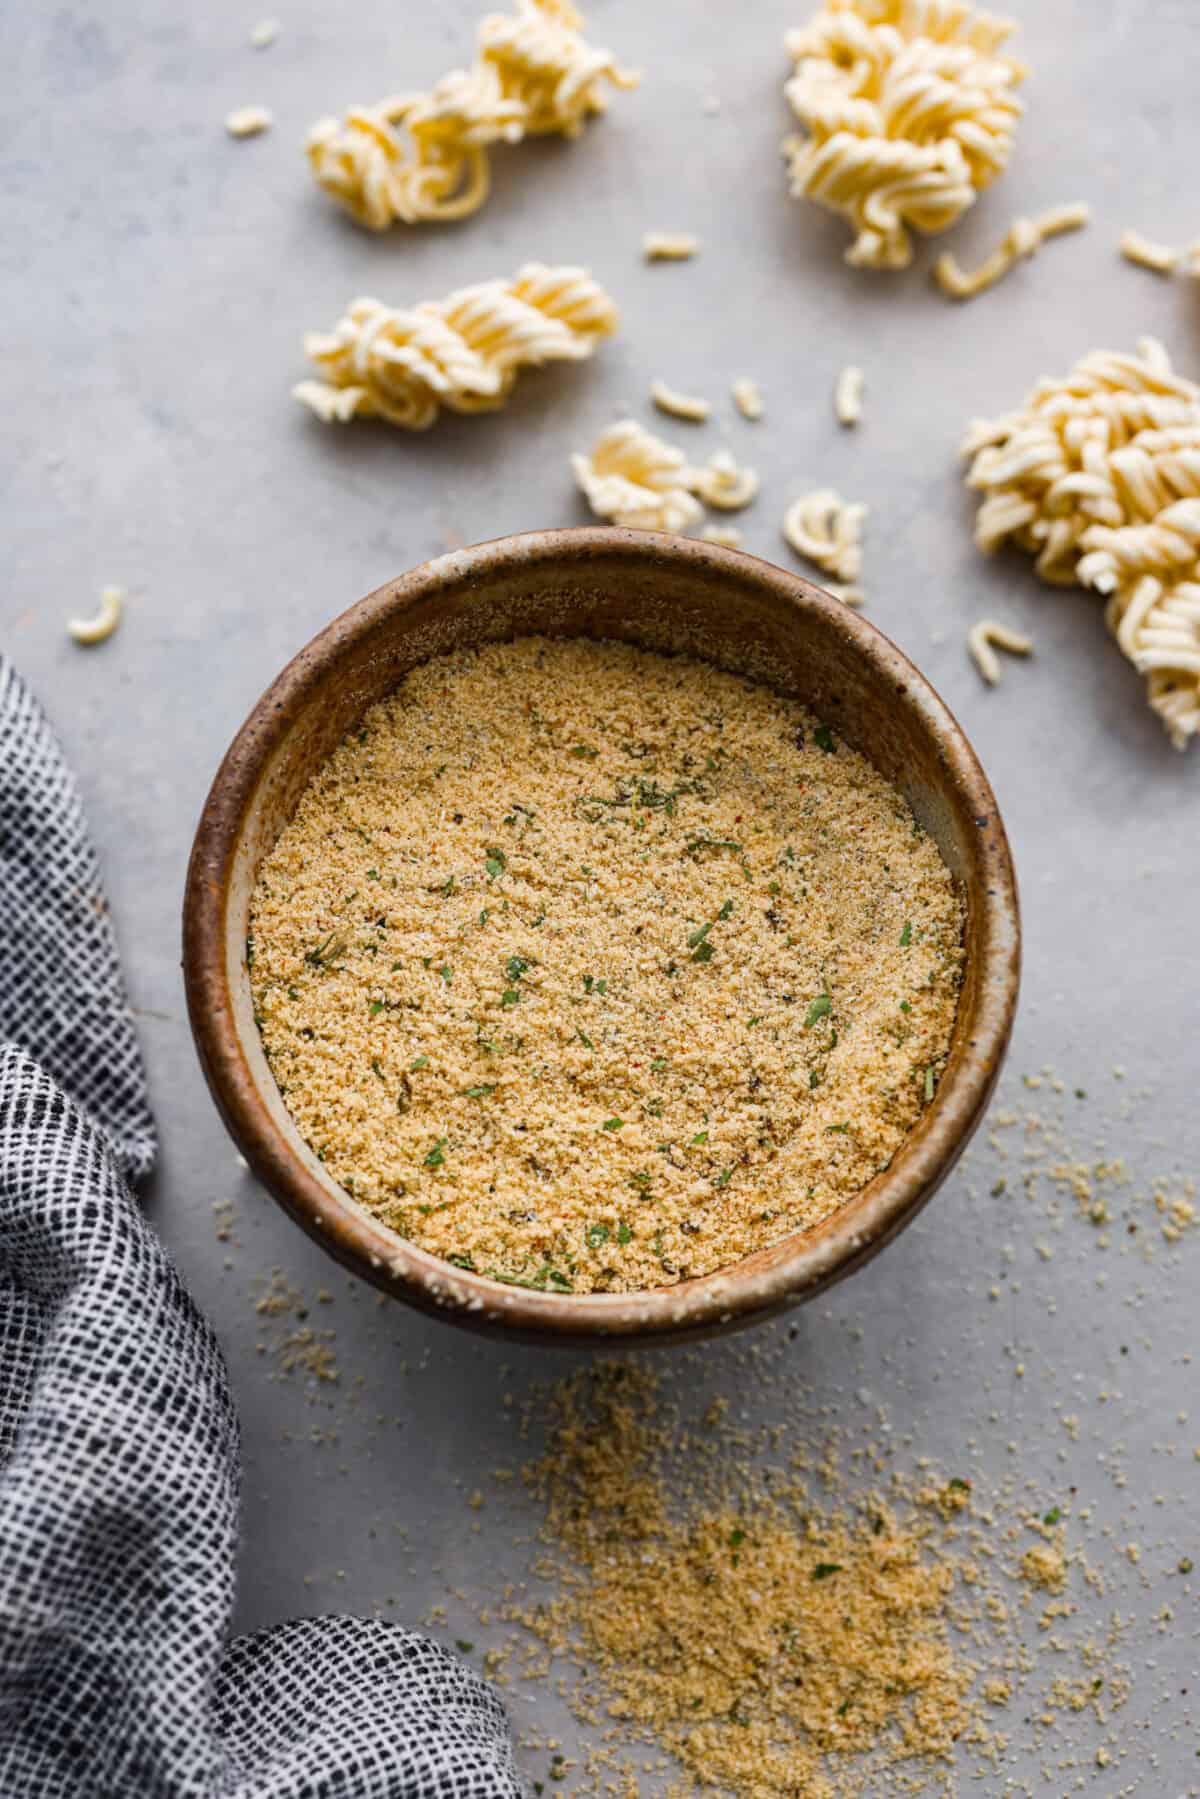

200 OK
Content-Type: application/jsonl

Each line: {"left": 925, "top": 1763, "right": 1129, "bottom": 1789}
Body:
{"left": 642, "top": 232, "right": 700, "bottom": 261}
{"left": 834, "top": 364, "right": 864, "bottom": 426}
{"left": 650, "top": 378, "right": 711, "bottom": 423}
{"left": 967, "top": 619, "right": 1033, "bottom": 685}
{"left": 732, "top": 377, "right": 764, "bottom": 421}
{"left": 1118, "top": 230, "right": 1181, "bottom": 275}
{"left": 934, "top": 203, "right": 1089, "bottom": 301}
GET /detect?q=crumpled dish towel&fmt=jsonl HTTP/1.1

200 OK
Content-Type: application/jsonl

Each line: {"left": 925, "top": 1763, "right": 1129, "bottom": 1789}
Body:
{"left": 0, "top": 656, "right": 524, "bottom": 1798}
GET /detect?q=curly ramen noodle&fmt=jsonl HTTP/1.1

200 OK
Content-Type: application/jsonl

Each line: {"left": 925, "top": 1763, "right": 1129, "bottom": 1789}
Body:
{"left": 307, "top": 0, "right": 638, "bottom": 230}
{"left": 294, "top": 264, "right": 617, "bottom": 432}
{"left": 963, "top": 337, "right": 1200, "bottom": 748}
{"left": 782, "top": 0, "right": 1026, "bottom": 271}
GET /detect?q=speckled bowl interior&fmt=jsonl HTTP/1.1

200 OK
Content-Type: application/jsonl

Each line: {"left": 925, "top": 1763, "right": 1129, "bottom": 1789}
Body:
{"left": 183, "top": 528, "right": 1019, "bottom": 1345}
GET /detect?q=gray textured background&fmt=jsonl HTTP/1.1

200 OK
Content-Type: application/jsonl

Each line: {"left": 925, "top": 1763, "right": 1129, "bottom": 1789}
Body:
{"left": 3, "top": 0, "right": 1198, "bottom": 1789}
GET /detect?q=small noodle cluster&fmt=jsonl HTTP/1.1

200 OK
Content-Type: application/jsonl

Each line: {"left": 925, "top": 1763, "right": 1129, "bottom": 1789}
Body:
{"left": 963, "top": 337, "right": 1200, "bottom": 747}
{"left": 306, "top": 0, "right": 637, "bottom": 230}
{"left": 782, "top": 0, "right": 1025, "bottom": 271}
{"left": 782, "top": 487, "right": 867, "bottom": 588}
{"left": 294, "top": 264, "right": 617, "bottom": 431}
{"left": 572, "top": 421, "right": 758, "bottom": 533}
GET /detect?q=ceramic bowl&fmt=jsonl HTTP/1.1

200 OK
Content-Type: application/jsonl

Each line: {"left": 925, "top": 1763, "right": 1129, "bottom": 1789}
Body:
{"left": 183, "top": 528, "right": 1019, "bottom": 1345}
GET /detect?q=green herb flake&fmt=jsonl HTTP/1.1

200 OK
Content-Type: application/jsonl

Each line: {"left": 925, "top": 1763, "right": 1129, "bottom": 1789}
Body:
{"left": 601, "top": 1117, "right": 623, "bottom": 1132}
{"left": 924, "top": 1066, "right": 936, "bottom": 1102}
{"left": 424, "top": 1138, "right": 447, "bottom": 1168}
{"left": 569, "top": 744, "right": 598, "bottom": 759}
{"left": 827, "top": 1122, "right": 850, "bottom": 1135}
{"left": 899, "top": 999, "right": 911, "bottom": 1013}
{"left": 505, "top": 955, "right": 530, "bottom": 983}
{"left": 410, "top": 1054, "right": 429, "bottom": 1070}
{"left": 455, "top": 1639, "right": 475, "bottom": 1654}
{"left": 438, "top": 964, "right": 453, "bottom": 985}
{"left": 812, "top": 1562, "right": 842, "bottom": 1580}
{"left": 729, "top": 1528, "right": 746, "bottom": 1549}
{"left": 691, "top": 1131, "right": 709, "bottom": 1146}
{"left": 805, "top": 994, "right": 832, "bottom": 1028}
{"left": 500, "top": 989, "right": 520, "bottom": 1009}
{"left": 586, "top": 1223, "right": 611, "bottom": 1248}
{"left": 949, "top": 1477, "right": 971, "bottom": 1493}
{"left": 576, "top": 1028, "right": 594, "bottom": 1049}
{"left": 808, "top": 1071, "right": 821, "bottom": 1090}
{"left": 713, "top": 1167, "right": 732, "bottom": 1188}
{"left": 370, "top": 1057, "right": 385, "bottom": 1081}
{"left": 616, "top": 1222, "right": 633, "bottom": 1245}
{"left": 1043, "top": 1506, "right": 1061, "bottom": 1526}
{"left": 900, "top": 921, "right": 912, "bottom": 947}
{"left": 369, "top": 999, "right": 385, "bottom": 1017}
{"left": 305, "top": 931, "right": 348, "bottom": 969}
{"left": 461, "top": 1084, "right": 495, "bottom": 1099}
{"left": 484, "top": 849, "right": 506, "bottom": 879}
{"left": 813, "top": 725, "right": 836, "bottom": 754}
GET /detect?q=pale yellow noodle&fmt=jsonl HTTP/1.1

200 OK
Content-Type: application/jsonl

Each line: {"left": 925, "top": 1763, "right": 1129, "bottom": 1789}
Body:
{"left": 962, "top": 337, "right": 1200, "bottom": 746}
{"left": 307, "top": 0, "right": 637, "bottom": 229}
{"left": 782, "top": 0, "right": 1026, "bottom": 271}
{"left": 295, "top": 264, "right": 618, "bottom": 431}
{"left": 934, "top": 203, "right": 1089, "bottom": 300}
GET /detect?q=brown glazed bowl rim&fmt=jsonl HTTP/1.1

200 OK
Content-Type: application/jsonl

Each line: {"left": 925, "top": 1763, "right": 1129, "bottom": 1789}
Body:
{"left": 183, "top": 527, "right": 1019, "bottom": 1346}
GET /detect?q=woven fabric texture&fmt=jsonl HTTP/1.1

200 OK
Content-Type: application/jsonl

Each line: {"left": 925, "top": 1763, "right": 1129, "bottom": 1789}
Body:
{"left": 0, "top": 658, "right": 524, "bottom": 1798}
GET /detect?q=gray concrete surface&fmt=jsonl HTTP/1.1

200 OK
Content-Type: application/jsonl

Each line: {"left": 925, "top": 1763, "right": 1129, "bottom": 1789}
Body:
{"left": 3, "top": 0, "right": 1198, "bottom": 1789}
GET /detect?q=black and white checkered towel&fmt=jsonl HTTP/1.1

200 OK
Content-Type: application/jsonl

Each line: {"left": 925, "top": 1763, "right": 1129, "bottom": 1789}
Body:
{"left": 0, "top": 656, "right": 524, "bottom": 1798}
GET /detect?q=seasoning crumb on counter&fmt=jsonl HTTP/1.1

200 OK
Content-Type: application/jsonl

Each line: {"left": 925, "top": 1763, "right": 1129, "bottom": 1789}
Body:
{"left": 487, "top": 1360, "right": 1132, "bottom": 1796}
{"left": 249, "top": 637, "right": 963, "bottom": 1294}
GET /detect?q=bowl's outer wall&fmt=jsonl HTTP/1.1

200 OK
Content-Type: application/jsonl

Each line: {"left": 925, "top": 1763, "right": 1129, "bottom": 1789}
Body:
{"left": 183, "top": 529, "right": 1020, "bottom": 1345}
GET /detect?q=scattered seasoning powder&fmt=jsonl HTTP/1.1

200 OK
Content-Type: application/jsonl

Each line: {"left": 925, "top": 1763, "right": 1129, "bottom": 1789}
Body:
{"left": 495, "top": 1362, "right": 1130, "bottom": 1797}
{"left": 249, "top": 637, "right": 963, "bottom": 1294}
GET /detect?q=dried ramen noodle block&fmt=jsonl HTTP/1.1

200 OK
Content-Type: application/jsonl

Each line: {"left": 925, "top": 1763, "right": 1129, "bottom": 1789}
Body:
{"left": 782, "top": 0, "right": 1026, "bottom": 271}
{"left": 294, "top": 264, "right": 618, "bottom": 431}
{"left": 963, "top": 336, "right": 1200, "bottom": 746}
{"left": 307, "top": 0, "right": 638, "bottom": 229}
